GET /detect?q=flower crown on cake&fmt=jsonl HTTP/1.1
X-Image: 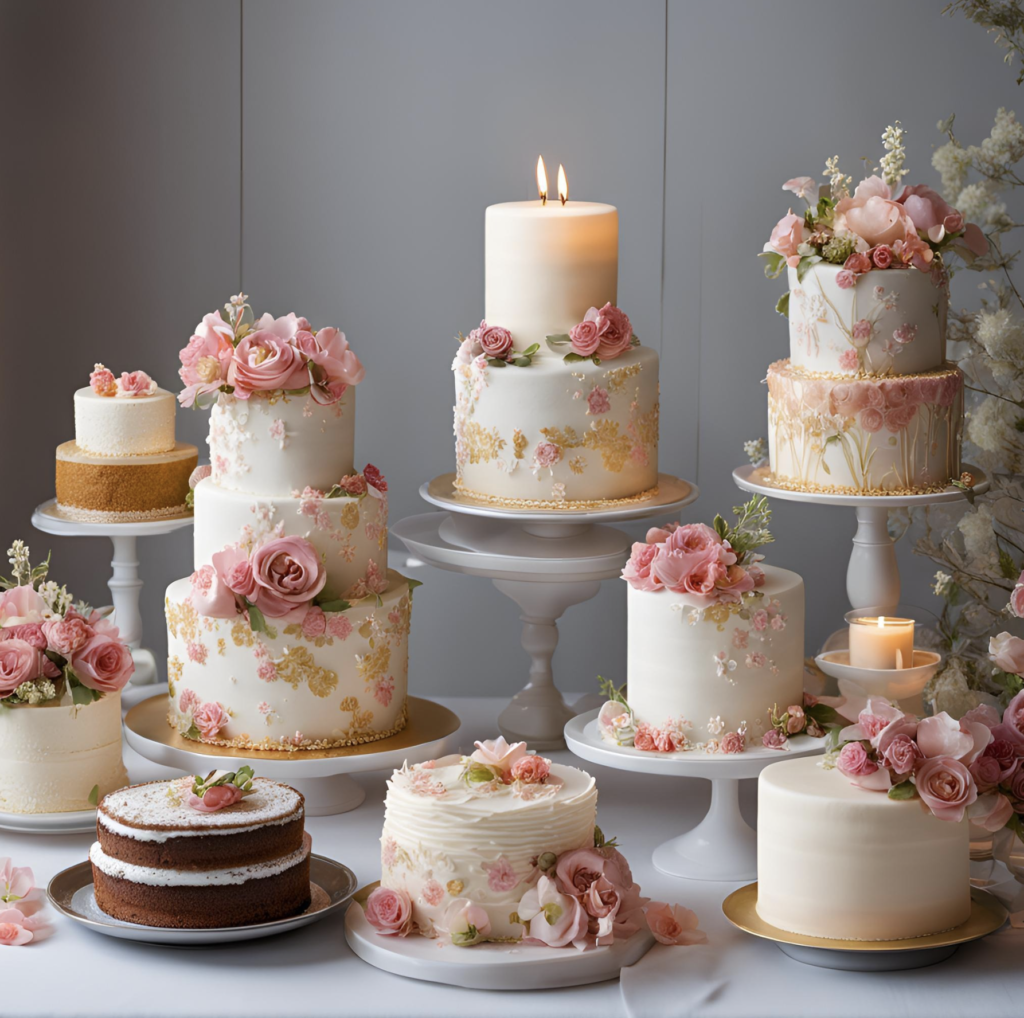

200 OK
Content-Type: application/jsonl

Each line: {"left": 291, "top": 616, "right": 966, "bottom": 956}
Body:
{"left": 0, "top": 541, "right": 134, "bottom": 713}
{"left": 760, "top": 123, "right": 988, "bottom": 315}
{"left": 178, "top": 293, "right": 365, "bottom": 409}
{"left": 89, "top": 364, "right": 158, "bottom": 398}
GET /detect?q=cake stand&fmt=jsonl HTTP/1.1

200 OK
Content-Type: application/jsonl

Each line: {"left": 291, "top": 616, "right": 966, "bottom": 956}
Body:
{"left": 393, "top": 472, "right": 698, "bottom": 749}
{"left": 732, "top": 465, "right": 989, "bottom": 611}
{"left": 565, "top": 708, "right": 826, "bottom": 882}
{"left": 123, "top": 690, "right": 461, "bottom": 816}
{"left": 31, "top": 498, "right": 194, "bottom": 686}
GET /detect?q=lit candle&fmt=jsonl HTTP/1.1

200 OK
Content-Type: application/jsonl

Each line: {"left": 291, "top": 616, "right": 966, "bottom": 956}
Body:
{"left": 848, "top": 616, "right": 915, "bottom": 670}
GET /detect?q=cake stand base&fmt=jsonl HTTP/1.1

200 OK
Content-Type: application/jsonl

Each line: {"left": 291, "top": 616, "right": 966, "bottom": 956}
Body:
{"left": 123, "top": 690, "right": 461, "bottom": 816}
{"left": 565, "top": 709, "right": 826, "bottom": 882}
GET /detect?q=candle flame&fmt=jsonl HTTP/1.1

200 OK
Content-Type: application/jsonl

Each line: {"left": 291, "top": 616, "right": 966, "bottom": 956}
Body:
{"left": 877, "top": 616, "right": 885, "bottom": 629}
{"left": 536, "top": 156, "right": 548, "bottom": 205}
{"left": 558, "top": 164, "right": 568, "bottom": 205}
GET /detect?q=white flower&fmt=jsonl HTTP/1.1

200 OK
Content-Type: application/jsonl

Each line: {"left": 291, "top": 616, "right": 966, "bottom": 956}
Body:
{"left": 230, "top": 292, "right": 248, "bottom": 307}
{"left": 932, "top": 138, "right": 973, "bottom": 196}
{"left": 880, "top": 122, "right": 908, "bottom": 188}
{"left": 967, "top": 396, "right": 1022, "bottom": 473}
{"left": 954, "top": 181, "right": 1006, "bottom": 227}
{"left": 707, "top": 715, "right": 725, "bottom": 736}
{"left": 714, "top": 651, "right": 737, "bottom": 678}
{"left": 975, "top": 307, "right": 1024, "bottom": 368}
{"left": 957, "top": 504, "right": 1001, "bottom": 576}
{"left": 743, "top": 438, "right": 768, "bottom": 466}
{"left": 932, "top": 571, "right": 954, "bottom": 598}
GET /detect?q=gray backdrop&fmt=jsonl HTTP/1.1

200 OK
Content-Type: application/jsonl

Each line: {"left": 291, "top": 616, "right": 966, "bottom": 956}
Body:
{"left": 1, "top": 0, "right": 1012, "bottom": 696}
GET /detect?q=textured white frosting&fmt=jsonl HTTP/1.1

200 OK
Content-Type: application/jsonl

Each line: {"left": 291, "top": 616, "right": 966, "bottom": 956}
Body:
{"left": 381, "top": 756, "right": 598, "bottom": 940}
{"left": 788, "top": 264, "right": 947, "bottom": 376}
{"left": 0, "top": 692, "right": 128, "bottom": 814}
{"left": 192, "top": 478, "right": 387, "bottom": 600}
{"left": 74, "top": 387, "right": 177, "bottom": 456}
{"left": 485, "top": 201, "right": 618, "bottom": 353}
{"left": 453, "top": 346, "right": 659, "bottom": 504}
{"left": 626, "top": 565, "right": 805, "bottom": 746}
{"left": 90, "top": 837, "right": 309, "bottom": 886}
{"left": 208, "top": 390, "right": 355, "bottom": 496}
{"left": 757, "top": 756, "right": 971, "bottom": 941}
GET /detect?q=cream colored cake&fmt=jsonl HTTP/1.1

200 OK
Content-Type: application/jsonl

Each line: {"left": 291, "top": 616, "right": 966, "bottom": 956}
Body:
{"left": 74, "top": 386, "right": 178, "bottom": 456}
{"left": 0, "top": 693, "right": 128, "bottom": 814}
{"left": 756, "top": 756, "right": 971, "bottom": 941}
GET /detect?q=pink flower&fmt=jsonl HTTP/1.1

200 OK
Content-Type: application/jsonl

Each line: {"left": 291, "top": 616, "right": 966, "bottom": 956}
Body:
{"left": 445, "top": 900, "right": 492, "bottom": 946}
{"left": 645, "top": 523, "right": 678, "bottom": 543}
{"left": 859, "top": 406, "right": 885, "bottom": 433}
{"left": 652, "top": 545, "right": 727, "bottom": 603}
{"left": 622, "top": 541, "right": 662, "bottom": 593}
{"left": 587, "top": 386, "right": 611, "bottom": 415}
{"left": 422, "top": 880, "right": 444, "bottom": 907}
{"left": 178, "top": 688, "right": 199, "bottom": 714}
{"left": 990, "top": 632, "right": 1024, "bottom": 676}
{"left": 302, "top": 606, "right": 326, "bottom": 640}
{"left": 364, "top": 886, "right": 413, "bottom": 936}
{"left": 70, "top": 634, "right": 134, "bottom": 693}
{"left": 470, "top": 737, "right": 527, "bottom": 774}
{"left": 593, "top": 303, "right": 633, "bottom": 360}
{"left": 479, "top": 324, "right": 514, "bottom": 359}
{"left": 192, "top": 701, "right": 229, "bottom": 740}
{"left": 569, "top": 318, "right": 601, "bottom": 357}
{"left": 837, "top": 741, "right": 889, "bottom": 791}
{"left": 751, "top": 609, "right": 768, "bottom": 632}
{"left": 373, "top": 675, "right": 395, "bottom": 706}
{"left": 178, "top": 311, "right": 234, "bottom": 406}
{"left": 296, "top": 326, "right": 365, "bottom": 405}
{"left": 892, "top": 323, "right": 918, "bottom": 346}
{"left": 895, "top": 184, "right": 959, "bottom": 240}
{"left": 0, "top": 585, "right": 48, "bottom": 627}
{"left": 0, "top": 859, "right": 35, "bottom": 904}
{"left": 511, "top": 754, "right": 551, "bottom": 784}
{"left": 533, "top": 441, "right": 562, "bottom": 469}
{"left": 785, "top": 705, "right": 805, "bottom": 735}
{"left": 719, "top": 731, "right": 745, "bottom": 754}
{"left": 844, "top": 251, "right": 873, "bottom": 275}
{"left": 994, "top": 689, "right": 1024, "bottom": 750}
{"left": 836, "top": 269, "right": 856, "bottom": 289}
{"left": 881, "top": 733, "right": 923, "bottom": 775}
{"left": 327, "top": 615, "right": 353, "bottom": 640}
{"left": 644, "top": 902, "right": 707, "bottom": 947}
{"left": 89, "top": 364, "right": 117, "bottom": 396}
{"left": 228, "top": 331, "right": 307, "bottom": 399}
{"left": 187, "top": 784, "right": 244, "bottom": 812}
{"left": 483, "top": 857, "right": 519, "bottom": 893}
{"left": 715, "top": 565, "right": 756, "bottom": 603}
{"left": 769, "top": 211, "right": 809, "bottom": 268}
{"left": 117, "top": 370, "right": 156, "bottom": 397}
{"left": 970, "top": 792, "right": 1014, "bottom": 833}
{"left": 916, "top": 712, "right": 976, "bottom": 760}
{"left": 783, "top": 177, "right": 817, "bottom": 201}
{"left": 763, "top": 729, "right": 788, "bottom": 750}
{"left": 915, "top": 756, "right": 978, "bottom": 822}
{"left": 835, "top": 182, "right": 914, "bottom": 248}
{"left": 893, "top": 230, "right": 934, "bottom": 271}
{"left": 969, "top": 755, "right": 1004, "bottom": 793}
{"left": 381, "top": 837, "right": 397, "bottom": 868}
{"left": 871, "top": 244, "right": 893, "bottom": 269}
{"left": 249, "top": 536, "right": 326, "bottom": 618}
{"left": 851, "top": 319, "right": 873, "bottom": 343}
{"left": 1010, "top": 573, "right": 1024, "bottom": 619}
{"left": 337, "top": 473, "right": 367, "bottom": 496}
{"left": 190, "top": 562, "right": 238, "bottom": 618}
{"left": 0, "top": 907, "right": 47, "bottom": 946}
{"left": 2, "top": 624, "right": 46, "bottom": 651}
{"left": 517, "top": 875, "right": 588, "bottom": 949}
{"left": 363, "top": 464, "right": 387, "bottom": 493}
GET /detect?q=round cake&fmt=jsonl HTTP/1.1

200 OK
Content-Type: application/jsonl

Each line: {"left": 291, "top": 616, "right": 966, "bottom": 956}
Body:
{"left": 91, "top": 775, "right": 310, "bottom": 928}
{"left": 756, "top": 756, "right": 971, "bottom": 941}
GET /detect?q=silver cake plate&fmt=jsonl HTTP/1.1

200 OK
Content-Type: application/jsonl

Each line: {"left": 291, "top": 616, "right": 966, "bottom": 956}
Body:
{"left": 47, "top": 853, "right": 358, "bottom": 946}
{"left": 0, "top": 808, "right": 99, "bottom": 835}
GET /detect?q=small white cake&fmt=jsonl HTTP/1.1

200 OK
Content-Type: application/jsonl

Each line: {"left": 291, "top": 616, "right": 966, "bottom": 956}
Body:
{"left": 74, "top": 385, "right": 178, "bottom": 457}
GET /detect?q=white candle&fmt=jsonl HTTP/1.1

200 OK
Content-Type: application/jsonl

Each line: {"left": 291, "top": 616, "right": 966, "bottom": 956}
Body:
{"left": 848, "top": 616, "right": 915, "bottom": 670}
{"left": 484, "top": 199, "right": 618, "bottom": 353}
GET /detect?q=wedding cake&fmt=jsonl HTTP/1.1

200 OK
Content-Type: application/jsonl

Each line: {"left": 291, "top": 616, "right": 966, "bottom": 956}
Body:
{"left": 759, "top": 141, "right": 985, "bottom": 494}
{"left": 452, "top": 178, "right": 659, "bottom": 508}
{"left": 165, "top": 296, "right": 414, "bottom": 751}
{"left": 55, "top": 365, "right": 197, "bottom": 520}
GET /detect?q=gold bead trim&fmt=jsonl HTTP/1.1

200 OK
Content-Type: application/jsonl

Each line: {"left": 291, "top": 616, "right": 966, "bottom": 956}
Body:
{"left": 763, "top": 472, "right": 957, "bottom": 497}
{"left": 451, "top": 481, "right": 660, "bottom": 511}
{"left": 768, "top": 359, "right": 963, "bottom": 383}
{"left": 54, "top": 502, "right": 192, "bottom": 523}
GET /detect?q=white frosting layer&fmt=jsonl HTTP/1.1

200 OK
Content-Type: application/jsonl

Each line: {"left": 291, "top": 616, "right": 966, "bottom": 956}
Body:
{"left": 381, "top": 756, "right": 598, "bottom": 940}
{"left": 89, "top": 838, "right": 309, "bottom": 887}
{"left": 74, "top": 387, "right": 177, "bottom": 456}
{"left": 788, "top": 264, "right": 947, "bottom": 376}
{"left": 453, "top": 346, "right": 659, "bottom": 504}
{"left": 192, "top": 478, "right": 387, "bottom": 600}
{"left": 208, "top": 391, "right": 355, "bottom": 496}
{"left": 165, "top": 571, "right": 412, "bottom": 750}
{"left": 626, "top": 565, "right": 805, "bottom": 745}
{"left": 757, "top": 756, "right": 971, "bottom": 941}
{"left": 485, "top": 201, "right": 618, "bottom": 353}
{"left": 0, "top": 692, "right": 128, "bottom": 814}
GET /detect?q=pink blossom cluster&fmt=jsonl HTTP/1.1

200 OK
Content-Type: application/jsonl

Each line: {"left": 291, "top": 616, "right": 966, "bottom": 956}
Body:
{"left": 568, "top": 303, "right": 634, "bottom": 360}
{"left": 467, "top": 737, "right": 552, "bottom": 785}
{"left": 0, "top": 858, "right": 50, "bottom": 947}
{"left": 177, "top": 688, "right": 230, "bottom": 742}
{"left": 89, "top": 364, "right": 157, "bottom": 398}
{"left": 453, "top": 320, "right": 516, "bottom": 365}
{"left": 622, "top": 521, "right": 765, "bottom": 606}
{"left": 0, "top": 585, "right": 134, "bottom": 700}
{"left": 178, "top": 304, "right": 365, "bottom": 408}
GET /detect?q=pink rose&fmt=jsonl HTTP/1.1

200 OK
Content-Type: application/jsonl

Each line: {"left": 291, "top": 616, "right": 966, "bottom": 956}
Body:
{"left": 192, "top": 701, "right": 229, "bottom": 741}
{"left": 587, "top": 386, "right": 611, "bottom": 415}
{"left": 555, "top": 847, "right": 623, "bottom": 900}
{"left": 187, "top": 784, "right": 244, "bottom": 812}
{"left": 719, "top": 731, "right": 745, "bottom": 754}
{"left": 915, "top": 756, "right": 977, "bottom": 823}
{"left": 510, "top": 754, "right": 551, "bottom": 784}
{"left": 970, "top": 792, "right": 1014, "bottom": 832}
{"left": 859, "top": 406, "right": 884, "bottom": 433}
{"left": 836, "top": 269, "right": 856, "bottom": 289}
{"left": 664, "top": 523, "right": 727, "bottom": 557}
{"left": 763, "top": 729, "right": 788, "bottom": 749}
{"left": 843, "top": 251, "right": 873, "bottom": 275}
{"left": 296, "top": 326, "right": 365, "bottom": 405}
{"left": 228, "top": 331, "right": 307, "bottom": 399}
{"left": 479, "top": 324, "right": 514, "bottom": 359}
{"left": 895, "top": 184, "right": 958, "bottom": 239}
{"left": 337, "top": 473, "right": 367, "bottom": 496}
{"left": 0, "top": 640, "right": 44, "bottom": 696}
{"left": 71, "top": 634, "right": 134, "bottom": 693}
{"left": 2, "top": 624, "right": 46, "bottom": 651}
{"left": 593, "top": 303, "right": 634, "bottom": 360}
{"left": 884, "top": 405, "right": 918, "bottom": 433}
{"left": 569, "top": 318, "right": 601, "bottom": 357}
{"left": 117, "top": 370, "right": 155, "bottom": 397}
{"left": 969, "top": 755, "right": 1004, "bottom": 793}
{"left": 871, "top": 244, "right": 893, "bottom": 269}
{"left": 533, "top": 441, "right": 562, "bottom": 469}
{"left": 249, "top": 536, "right": 327, "bottom": 617}
{"left": 41, "top": 617, "right": 92, "bottom": 656}
{"left": 769, "top": 211, "right": 809, "bottom": 268}
{"left": 994, "top": 689, "right": 1024, "bottom": 749}
{"left": 302, "top": 606, "right": 326, "bottom": 639}
{"left": 990, "top": 632, "right": 1024, "bottom": 676}
{"left": 837, "top": 741, "right": 884, "bottom": 787}
{"left": 644, "top": 902, "right": 707, "bottom": 947}
{"left": 0, "top": 906, "right": 47, "bottom": 947}
{"left": 89, "top": 364, "right": 117, "bottom": 397}
{"left": 652, "top": 544, "right": 728, "bottom": 603}
{"left": 835, "top": 185, "right": 914, "bottom": 248}
{"left": 190, "top": 562, "right": 239, "bottom": 618}
{"left": 0, "top": 585, "right": 48, "bottom": 627}
{"left": 1010, "top": 573, "right": 1024, "bottom": 618}
{"left": 881, "top": 733, "right": 923, "bottom": 775}
{"left": 517, "top": 876, "right": 588, "bottom": 948}
{"left": 364, "top": 886, "right": 413, "bottom": 936}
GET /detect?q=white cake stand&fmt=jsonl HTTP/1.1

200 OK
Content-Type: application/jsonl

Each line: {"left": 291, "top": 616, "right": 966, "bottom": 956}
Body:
{"left": 565, "top": 709, "right": 826, "bottom": 882}
{"left": 123, "top": 689, "right": 461, "bottom": 816}
{"left": 393, "top": 472, "right": 699, "bottom": 750}
{"left": 31, "top": 498, "right": 194, "bottom": 686}
{"left": 732, "top": 465, "right": 989, "bottom": 610}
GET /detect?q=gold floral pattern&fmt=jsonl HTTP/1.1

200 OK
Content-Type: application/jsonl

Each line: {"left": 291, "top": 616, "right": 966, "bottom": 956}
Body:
{"left": 604, "top": 362, "right": 642, "bottom": 393}
{"left": 231, "top": 620, "right": 257, "bottom": 648}
{"left": 540, "top": 420, "right": 632, "bottom": 473}
{"left": 274, "top": 645, "right": 339, "bottom": 698}
{"left": 462, "top": 421, "right": 507, "bottom": 464}
{"left": 165, "top": 598, "right": 199, "bottom": 643}
{"left": 569, "top": 455, "right": 586, "bottom": 475}
{"left": 512, "top": 428, "right": 528, "bottom": 460}
{"left": 340, "top": 502, "right": 360, "bottom": 530}
{"left": 167, "top": 655, "right": 183, "bottom": 694}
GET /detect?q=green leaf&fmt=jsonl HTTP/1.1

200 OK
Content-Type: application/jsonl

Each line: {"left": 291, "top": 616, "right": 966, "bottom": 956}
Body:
{"left": 185, "top": 488, "right": 195, "bottom": 509}
{"left": 796, "top": 254, "right": 822, "bottom": 282}
{"left": 545, "top": 334, "right": 571, "bottom": 347}
{"left": 630, "top": 334, "right": 640, "bottom": 346}
{"left": 513, "top": 357, "right": 532, "bottom": 367}
{"left": 521, "top": 343, "right": 540, "bottom": 356}
{"left": 775, "top": 291, "right": 790, "bottom": 318}
{"left": 88, "top": 784, "right": 99, "bottom": 806}
{"left": 71, "top": 681, "right": 99, "bottom": 705}
{"left": 563, "top": 352, "right": 586, "bottom": 363}
{"left": 485, "top": 357, "right": 507, "bottom": 368}
{"left": 887, "top": 780, "right": 917, "bottom": 801}
{"left": 407, "top": 578, "right": 424, "bottom": 599}
{"left": 758, "top": 250, "right": 786, "bottom": 279}
{"left": 247, "top": 602, "right": 269, "bottom": 634}
{"left": 937, "top": 113, "right": 955, "bottom": 136}
{"left": 999, "top": 549, "right": 1017, "bottom": 580}
{"left": 316, "top": 599, "right": 351, "bottom": 613}
{"left": 805, "top": 703, "right": 843, "bottom": 728}
{"left": 949, "top": 477, "right": 976, "bottom": 505}
{"left": 597, "top": 675, "right": 629, "bottom": 707}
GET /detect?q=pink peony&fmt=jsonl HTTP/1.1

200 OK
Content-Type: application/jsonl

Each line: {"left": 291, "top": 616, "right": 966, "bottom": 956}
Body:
{"left": 510, "top": 754, "right": 551, "bottom": 784}
{"left": 881, "top": 733, "right": 923, "bottom": 775}
{"left": 89, "top": 364, "right": 117, "bottom": 397}
{"left": 327, "top": 615, "right": 353, "bottom": 640}
{"left": 652, "top": 544, "right": 727, "bottom": 603}
{"left": 249, "top": 536, "right": 326, "bottom": 618}
{"left": 871, "top": 244, "right": 893, "bottom": 269}
{"left": 470, "top": 736, "right": 527, "bottom": 774}
{"left": 364, "top": 886, "right": 413, "bottom": 936}
{"left": 0, "top": 906, "right": 47, "bottom": 946}
{"left": 969, "top": 755, "right": 1004, "bottom": 793}
{"left": 569, "top": 318, "right": 601, "bottom": 357}
{"left": 915, "top": 756, "right": 977, "bottom": 823}
{"left": 190, "top": 562, "right": 239, "bottom": 618}
{"left": 844, "top": 251, "right": 873, "bottom": 275}
{"left": 970, "top": 792, "right": 1014, "bottom": 832}
{"left": 990, "top": 632, "right": 1024, "bottom": 676}
{"left": 719, "top": 731, "right": 745, "bottom": 754}
{"left": 533, "top": 441, "right": 562, "bottom": 469}
{"left": 0, "top": 585, "right": 48, "bottom": 627}
{"left": 895, "top": 184, "right": 959, "bottom": 239}
{"left": 838, "top": 348, "right": 859, "bottom": 371}
{"left": 593, "top": 303, "right": 633, "bottom": 360}
{"left": 479, "top": 324, "right": 513, "bottom": 359}
{"left": 295, "top": 326, "right": 365, "bottom": 405}
{"left": 301, "top": 606, "right": 326, "bottom": 639}
{"left": 836, "top": 269, "right": 856, "bottom": 289}
{"left": 517, "top": 875, "right": 588, "bottom": 948}
{"left": 763, "top": 729, "right": 788, "bottom": 749}
{"left": 587, "top": 386, "right": 611, "bottom": 415}
{"left": 178, "top": 312, "right": 234, "bottom": 407}
{"left": 228, "top": 331, "right": 307, "bottom": 399}
{"left": 644, "top": 902, "right": 707, "bottom": 947}
{"left": 70, "top": 634, "right": 134, "bottom": 693}
{"left": 337, "top": 473, "right": 367, "bottom": 496}
{"left": 117, "top": 370, "right": 155, "bottom": 397}
{"left": 2, "top": 624, "right": 46, "bottom": 651}
{"left": 835, "top": 178, "right": 914, "bottom": 248}
{"left": 192, "top": 701, "right": 229, "bottom": 740}
{"left": 769, "top": 211, "right": 809, "bottom": 268}
{"left": 187, "top": 784, "right": 244, "bottom": 812}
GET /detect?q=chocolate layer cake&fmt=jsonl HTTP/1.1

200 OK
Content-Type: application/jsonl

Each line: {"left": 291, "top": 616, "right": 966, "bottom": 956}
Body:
{"left": 91, "top": 776, "right": 311, "bottom": 928}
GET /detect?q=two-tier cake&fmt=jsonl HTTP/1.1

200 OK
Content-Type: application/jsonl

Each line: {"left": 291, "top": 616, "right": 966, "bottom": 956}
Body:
{"left": 164, "top": 296, "right": 414, "bottom": 751}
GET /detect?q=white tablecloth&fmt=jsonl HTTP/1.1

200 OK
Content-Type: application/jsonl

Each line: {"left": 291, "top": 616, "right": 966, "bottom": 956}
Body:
{"left": 3, "top": 694, "right": 1021, "bottom": 1018}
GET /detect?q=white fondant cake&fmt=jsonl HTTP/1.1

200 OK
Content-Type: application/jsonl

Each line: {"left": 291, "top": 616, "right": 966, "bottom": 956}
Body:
{"left": 74, "top": 386, "right": 177, "bottom": 457}
{"left": 0, "top": 693, "right": 128, "bottom": 814}
{"left": 757, "top": 756, "right": 971, "bottom": 941}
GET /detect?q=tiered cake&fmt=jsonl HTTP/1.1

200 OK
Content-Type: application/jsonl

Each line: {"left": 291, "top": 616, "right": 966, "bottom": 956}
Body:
{"left": 452, "top": 194, "right": 659, "bottom": 507}
{"left": 165, "top": 298, "right": 413, "bottom": 751}
{"left": 55, "top": 366, "right": 197, "bottom": 520}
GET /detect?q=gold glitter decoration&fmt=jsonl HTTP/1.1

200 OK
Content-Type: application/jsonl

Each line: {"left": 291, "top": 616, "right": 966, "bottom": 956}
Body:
{"left": 461, "top": 421, "right": 507, "bottom": 464}
{"left": 165, "top": 598, "right": 199, "bottom": 643}
{"left": 569, "top": 455, "right": 586, "bottom": 475}
{"left": 632, "top": 401, "right": 660, "bottom": 448}
{"left": 764, "top": 472, "right": 957, "bottom": 497}
{"left": 340, "top": 502, "right": 360, "bottom": 530}
{"left": 541, "top": 420, "right": 632, "bottom": 472}
{"left": 283, "top": 621, "right": 332, "bottom": 648}
{"left": 357, "top": 641, "right": 392, "bottom": 687}
{"left": 274, "top": 645, "right": 339, "bottom": 698}
{"left": 217, "top": 638, "right": 226, "bottom": 656}
{"left": 167, "top": 655, "right": 183, "bottom": 694}
{"left": 231, "top": 620, "right": 257, "bottom": 648}
{"left": 451, "top": 482, "right": 661, "bottom": 511}
{"left": 447, "top": 879, "right": 464, "bottom": 895}
{"left": 512, "top": 428, "right": 528, "bottom": 460}
{"left": 604, "top": 362, "right": 642, "bottom": 393}
{"left": 778, "top": 359, "right": 963, "bottom": 383}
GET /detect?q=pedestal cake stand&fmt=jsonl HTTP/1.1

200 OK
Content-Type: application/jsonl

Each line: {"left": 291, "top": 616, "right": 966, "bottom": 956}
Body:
{"left": 123, "top": 689, "right": 461, "bottom": 815}
{"left": 31, "top": 498, "right": 194, "bottom": 686}
{"left": 732, "top": 465, "right": 989, "bottom": 611}
{"left": 565, "top": 708, "right": 825, "bottom": 882}
{"left": 392, "top": 472, "right": 698, "bottom": 749}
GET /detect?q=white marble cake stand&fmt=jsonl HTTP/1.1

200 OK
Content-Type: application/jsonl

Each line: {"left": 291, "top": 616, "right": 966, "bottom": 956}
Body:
{"left": 565, "top": 709, "right": 826, "bottom": 882}
{"left": 123, "top": 689, "right": 461, "bottom": 816}
{"left": 31, "top": 498, "right": 194, "bottom": 686}
{"left": 732, "top": 465, "right": 989, "bottom": 611}
{"left": 393, "top": 472, "right": 699, "bottom": 750}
